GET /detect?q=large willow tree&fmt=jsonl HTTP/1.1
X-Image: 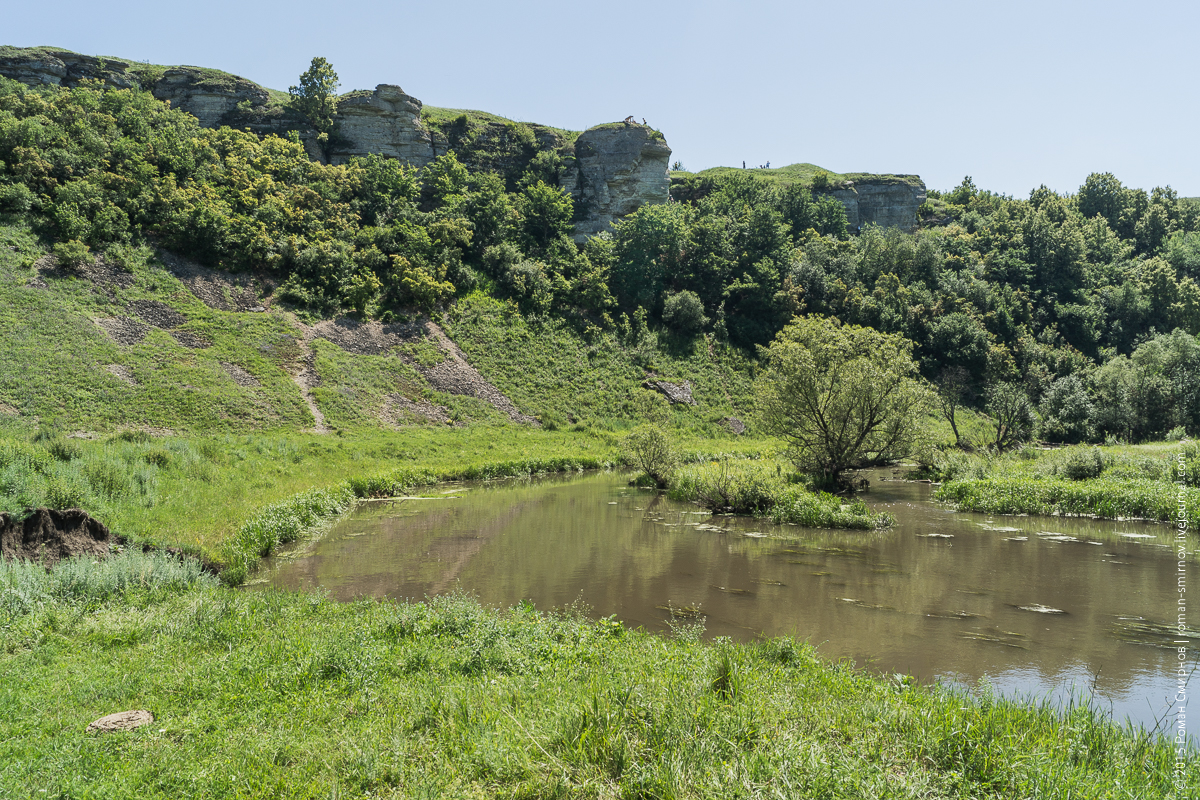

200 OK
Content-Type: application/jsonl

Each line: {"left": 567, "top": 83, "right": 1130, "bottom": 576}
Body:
{"left": 756, "top": 315, "right": 932, "bottom": 486}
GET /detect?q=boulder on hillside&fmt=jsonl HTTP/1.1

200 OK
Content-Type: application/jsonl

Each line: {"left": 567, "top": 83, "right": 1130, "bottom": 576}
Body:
{"left": 645, "top": 378, "right": 695, "bottom": 405}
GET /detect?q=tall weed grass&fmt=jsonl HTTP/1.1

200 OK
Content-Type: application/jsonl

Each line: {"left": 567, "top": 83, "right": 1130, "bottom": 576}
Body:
{"left": 0, "top": 549, "right": 213, "bottom": 622}
{"left": 937, "top": 477, "right": 1200, "bottom": 522}
{"left": 668, "top": 460, "right": 892, "bottom": 530}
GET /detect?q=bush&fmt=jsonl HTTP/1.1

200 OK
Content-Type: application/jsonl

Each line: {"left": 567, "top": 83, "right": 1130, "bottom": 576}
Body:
{"left": 661, "top": 290, "right": 708, "bottom": 334}
{"left": 1062, "top": 447, "right": 1104, "bottom": 480}
{"left": 0, "top": 182, "right": 34, "bottom": 213}
{"left": 45, "top": 438, "right": 82, "bottom": 462}
{"left": 51, "top": 240, "right": 92, "bottom": 272}
{"left": 622, "top": 426, "right": 678, "bottom": 489}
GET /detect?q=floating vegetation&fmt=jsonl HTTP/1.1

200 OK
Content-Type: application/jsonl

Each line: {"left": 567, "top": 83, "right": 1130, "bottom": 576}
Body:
{"left": 809, "top": 571, "right": 833, "bottom": 576}
{"left": 1118, "top": 532, "right": 1156, "bottom": 539}
{"left": 710, "top": 585, "right": 754, "bottom": 595}
{"left": 1013, "top": 604, "right": 1066, "bottom": 615}
{"left": 752, "top": 579, "right": 785, "bottom": 586}
{"left": 918, "top": 533, "right": 954, "bottom": 539}
{"left": 656, "top": 603, "right": 705, "bottom": 619}
{"left": 926, "top": 610, "right": 983, "bottom": 620}
{"left": 1037, "top": 532, "right": 1081, "bottom": 543}
{"left": 961, "top": 628, "right": 1029, "bottom": 649}
{"left": 838, "top": 598, "right": 895, "bottom": 611}
{"left": 1003, "top": 536, "right": 1028, "bottom": 542}
{"left": 1111, "top": 616, "right": 1200, "bottom": 651}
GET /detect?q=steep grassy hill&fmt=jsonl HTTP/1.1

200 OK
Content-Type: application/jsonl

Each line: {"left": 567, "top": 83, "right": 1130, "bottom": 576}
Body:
{"left": 0, "top": 216, "right": 753, "bottom": 439}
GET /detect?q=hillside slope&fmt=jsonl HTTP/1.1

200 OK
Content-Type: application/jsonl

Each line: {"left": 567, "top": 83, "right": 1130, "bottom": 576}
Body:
{"left": 0, "top": 217, "right": 754, "bottom": 438}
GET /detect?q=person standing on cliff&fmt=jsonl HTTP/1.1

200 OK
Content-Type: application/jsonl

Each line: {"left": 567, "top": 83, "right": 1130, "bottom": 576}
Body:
{"left": 742, "top": 161, "right": 746, "bottom": 169}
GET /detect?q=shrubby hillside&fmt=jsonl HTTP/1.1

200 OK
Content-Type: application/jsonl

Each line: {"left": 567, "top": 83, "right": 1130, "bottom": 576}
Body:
{"left": 0, "top": 72, "right": 1198, "bottom": 442}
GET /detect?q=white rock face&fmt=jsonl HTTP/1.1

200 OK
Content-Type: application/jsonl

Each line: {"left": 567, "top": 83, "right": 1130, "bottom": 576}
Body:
{"left": 150, "top": 68, "right": 269, "bottom": 128}
{"left": 832, "top": 179, "right": 926, "bottom": 232}
{"left": 329, "top": 85, "right": 433, "bottom": 167}
{"left": 0, "top": 50, "right": 134, "bottom": 89}
{"left": 561, "top": 124, "right": 672, "bottom": 240}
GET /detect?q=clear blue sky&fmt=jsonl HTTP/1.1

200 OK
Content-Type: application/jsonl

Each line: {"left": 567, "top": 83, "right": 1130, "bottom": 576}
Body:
{"left": 6, "top": 0, "right": 1197, "bottom": 197}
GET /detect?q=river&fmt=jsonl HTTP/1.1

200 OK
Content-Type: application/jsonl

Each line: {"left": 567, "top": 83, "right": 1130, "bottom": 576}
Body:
{"left": 260, "top": 469, "right": 1197, "bottom": 738}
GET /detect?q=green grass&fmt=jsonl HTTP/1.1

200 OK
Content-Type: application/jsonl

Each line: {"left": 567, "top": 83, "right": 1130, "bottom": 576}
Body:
{"left": 0, "top": 224, "right": 312, "bottom": 433}
{"left": 681, "top": 163, "right": 925, "bottom": 190}
{"left": 930, "top": 441, "right": 1200, "bottom": 523}
{"left": 666, "top": 458, "right": 893, "bottom": 530}
{"left": 444, "top": 292, "right": 757, "bottom": 435}
{"left": 0, "top": 578, "right": 1192, "bottom": 798}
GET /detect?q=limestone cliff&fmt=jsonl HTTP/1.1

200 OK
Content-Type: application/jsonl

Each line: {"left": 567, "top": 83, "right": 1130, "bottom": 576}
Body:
{"left": 671, "top": 166, "right": 927, "bottom": 233}
{"left": 0, "top": 48, "right": 135, "bottom": 89}
{"left": 327, "top": 85, "right": 431, "bottom": 166}
{"left": 149, "top": 68, "right": 270, "bottom": 128}
{"left": 560, "top": 124, "right": 672, "bottom": 240}
{"left": 832, "top": 178, "right": 926, "bottom": 232}
{"left": 0, "top": 47, "right": 675, "bottom": 237}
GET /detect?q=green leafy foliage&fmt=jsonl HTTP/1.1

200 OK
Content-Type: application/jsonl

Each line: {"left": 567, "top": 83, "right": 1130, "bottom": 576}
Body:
{"left": 755, "top": 316, "right": 932, "bottom": 482}
{"left": 288, "top": 56, "right": 339, "bottom": 136}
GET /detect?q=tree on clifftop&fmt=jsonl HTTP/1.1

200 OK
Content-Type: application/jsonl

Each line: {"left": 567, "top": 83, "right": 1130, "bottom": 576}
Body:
{"left": 289, "top": 57, "right": 340, "bottom": 144}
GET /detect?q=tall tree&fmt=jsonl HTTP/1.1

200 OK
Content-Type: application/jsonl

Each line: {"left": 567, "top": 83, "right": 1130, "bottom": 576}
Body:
{"left": 755, "top": 315, "right": 932, "bottom": 487}
{"left": 289, "top": 57, "right": 340, "bottom": 144}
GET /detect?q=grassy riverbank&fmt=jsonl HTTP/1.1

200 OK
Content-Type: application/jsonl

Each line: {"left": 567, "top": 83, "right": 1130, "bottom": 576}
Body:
{"left": 0, "top": 419, "right": 775, "bottom": 579}
{"left": 930, "top": 441, "right": 1200, "bottom": 522}
{"left": 2, "top": 554, "right": 1193, "bottom": 799}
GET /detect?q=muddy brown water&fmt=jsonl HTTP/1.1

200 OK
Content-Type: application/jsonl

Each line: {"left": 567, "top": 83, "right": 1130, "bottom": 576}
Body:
{"left": 261, "top": 470, "right": 1198, "bottom": 738}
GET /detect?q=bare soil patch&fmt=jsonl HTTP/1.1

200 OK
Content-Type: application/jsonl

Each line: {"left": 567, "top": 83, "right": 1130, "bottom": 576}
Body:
{"left": 34, "top": 254, "right": 135, "bottom": 289}
{"left": 382, "top": 393, "right": 450, "bottom": 426}
{"left": 169, "top": 329, "right": 211, "bottom": 349}
{"left": 93, "top": 316, "right": 150, "bottom": 346}
{"left": 105, "top": 364, "right": 138, "bottom": 386}
{"left": 156, "top": 250, "right": 273, "bottom": 312}
{"left": 129, "top": 299, "right": 187, "bottom": 328}
{"left": 309, "top": 317, "right": 424, "bottom": 355}
{"left": 0, "top": 508, "right": 120, "bottom": 567}
{"left": 0, "top": 401, "right": 18, "bottom": 416}
{"left": 221, "top": 361, "right": 261, "bottom": 387}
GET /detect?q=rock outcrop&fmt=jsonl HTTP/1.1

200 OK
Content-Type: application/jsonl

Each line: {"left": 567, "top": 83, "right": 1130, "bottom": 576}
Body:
{"left": 644, "top": 378, "right": 695, "bottom": 405}
{"left": 149, "top": 68, "right": 270, "bottom": 128}
{"left": 327, "top": 85, "right": 432, "bottom": 166}
{"left": 561, "top": 124, "right": 672, "bottom": 240}
{"left": 831, "top": 178, "right": 926, "bottom": 233}
{"left": 0, "top": 48, "right": 135, "bottom": 89}
{"left": 0, "top": 47, "right": 674, "bottom": 237}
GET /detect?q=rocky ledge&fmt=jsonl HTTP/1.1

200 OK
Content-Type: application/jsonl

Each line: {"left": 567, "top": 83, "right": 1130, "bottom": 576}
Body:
{"left": 561, "top": 124, "right": 672, "bottom": 241}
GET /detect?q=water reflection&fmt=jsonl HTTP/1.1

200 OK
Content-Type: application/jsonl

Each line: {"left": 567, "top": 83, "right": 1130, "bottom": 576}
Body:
{"left": 261, "top": 470, "right": 1197, "bottom": 736}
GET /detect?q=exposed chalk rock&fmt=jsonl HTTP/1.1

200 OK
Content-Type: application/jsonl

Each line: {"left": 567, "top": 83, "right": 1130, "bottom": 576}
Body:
{"left": 329, "top": 85, "right": 431, "bottom": 166}
{"left": 645, "top": 378, "right": 695, "bottom": 405}
{"left": 561, "top": 124, "right": 672, "bottom": 240}
{"left": 831, "top": 179, "right": 926, "bottom": 233}
{"left": 149, "top": 67, "right": 270, "bottom": 127}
